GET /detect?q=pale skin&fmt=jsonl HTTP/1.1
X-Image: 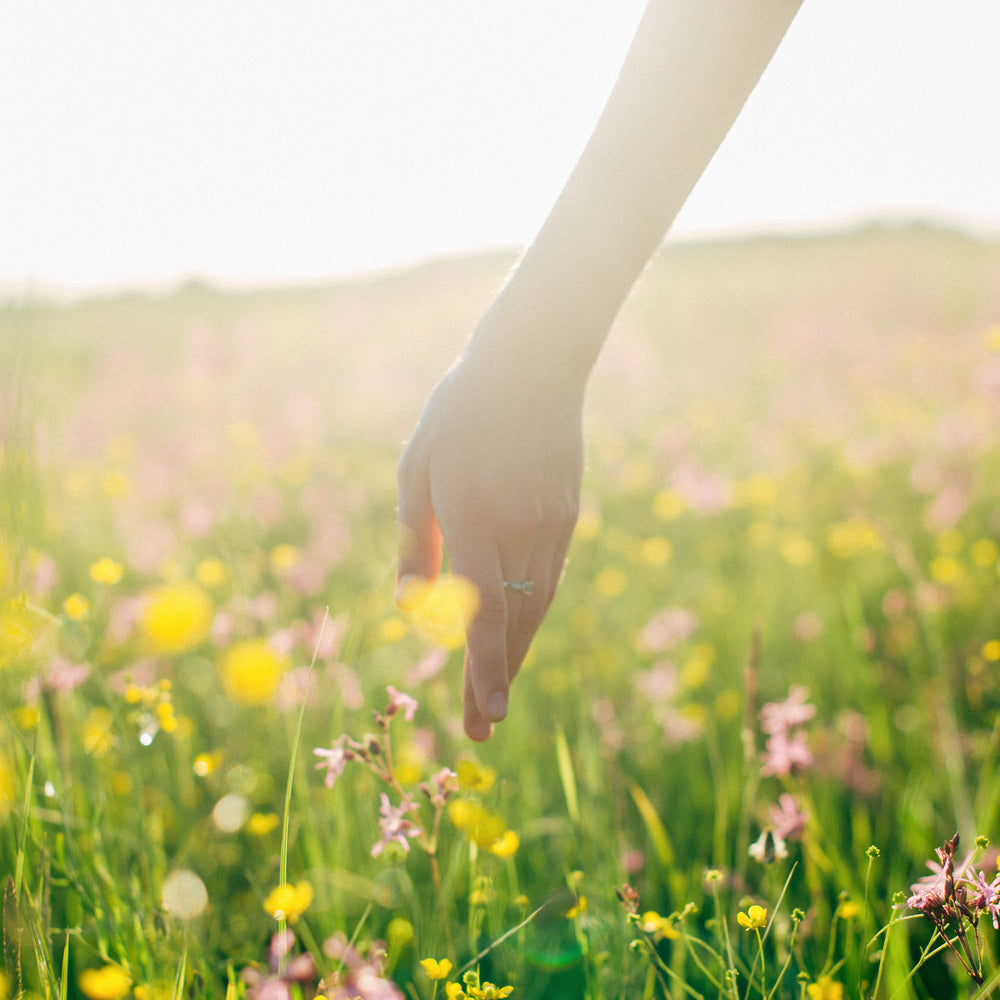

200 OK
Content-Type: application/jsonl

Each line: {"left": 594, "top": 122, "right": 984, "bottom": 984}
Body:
{"left": 397, "top": 0, "right": 805, "bottom": 740}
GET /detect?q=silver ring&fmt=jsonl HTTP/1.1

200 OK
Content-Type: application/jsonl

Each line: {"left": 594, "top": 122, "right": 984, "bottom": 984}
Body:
{"left": 503, "top": 580, "right": 534, "bottom": 595}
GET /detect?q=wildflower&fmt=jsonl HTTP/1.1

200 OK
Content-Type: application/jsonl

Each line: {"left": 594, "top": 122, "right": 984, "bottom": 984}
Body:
{"left": 964, "top": 869, "right": 1000, "bottom": 929}
{"left": 566, "top": 896, "right": 588, "bottom": 919}
{"left": 88, "top": 557, "right": 124, "bottom": 585}
{"left": 220, "top": 638, "right": 287, "bottom": 705}
{"left": 770, "top": 792, "right": 808, "bottom": 840}
{"left": 760, "top": 686, "right": 815, "bottom": 734}
{"left": 263, "top": 881, "right": 313, "bottom": 922}
{"left": 748, "top": 829, "right": 788, "bottom": 864}
{"left": 83, "top": 707, "right": 115, "bottom": 757}
{"left": 737, "top": 904, "right": 768, "bottom": 931}
{"left": 314, "top": 738, "right": 350, "bottom": 789}
{"left": 0, "top": 750, "right": 15, "bottom": 826}
{"left": 63, "top": 592, "right": 90, "bottom": 620}
{"left": 837, "top": 900, "right": 862, "bottom": 920}
{"left": 140, "top": 581, "right": 212, "bottom": 653}
{"left": 45, "top": 657, "right": 91, "bottom": 693}
{"left": 247, "top": 812, "right": 280, "bottom": 836}
{"left": 195, "top": 557, "right": 228, "bottom": 588}
{"left": 761, "top": 728, "right": 813, "bottom": 777}
{"left": 420, "top": 959, "right": 453, "bottom": 981}
{"left": 759, "top": 687, "right": 815, "bottom": 777}
{"left": 637, "top": 607, "right": 698, "bottom": 653}
{"left": 456, "top": 759, "right": 496, "bottom": 793}
{"left": 0, "top": 595, "right": 39, "bottom": 666}
{"left": 423, "top": 767, "right": 458, "bottom": 807}
{"left": 639, "top": 911, "right": 681, "bottom": 941}
{"left": 78, "top": 964, "right": 132, "bottom": 1000}
{"left": 489, "top": 830, "right": 520, "bottom": 859}
{"left": 371, "top": 793, "right": 420, "bottom": 857}
{"left": 806, "top": 976, "right": 845, "bottom": 1000}
{"left": 396, "top": 573, "right": 479, "bottom": 649}
{"left": 386, "top": 685, "right": 418, "bottom": 721}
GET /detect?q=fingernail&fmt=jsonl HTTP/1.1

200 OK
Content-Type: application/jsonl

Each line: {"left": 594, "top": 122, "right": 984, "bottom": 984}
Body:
{"left": 486, "top": 692, "right": 508, "bottom": 721}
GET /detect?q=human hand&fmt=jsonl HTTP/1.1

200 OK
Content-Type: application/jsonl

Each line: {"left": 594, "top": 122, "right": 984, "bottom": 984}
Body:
{"left": 396, "top": 347, "right": 584, "bottom": 740}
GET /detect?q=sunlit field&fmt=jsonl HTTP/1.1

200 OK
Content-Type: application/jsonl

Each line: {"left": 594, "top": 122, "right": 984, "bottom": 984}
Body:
{"left": 2, "top": 224, "right": 1000, "bottom": 1000}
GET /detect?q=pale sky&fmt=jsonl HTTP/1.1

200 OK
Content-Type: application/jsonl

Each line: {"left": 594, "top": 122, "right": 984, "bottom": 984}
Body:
{"left": 2, "top": 0, "right": 999, "bottom": 297}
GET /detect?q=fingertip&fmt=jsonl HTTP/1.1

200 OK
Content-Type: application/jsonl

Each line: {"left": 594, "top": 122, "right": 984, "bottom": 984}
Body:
{"left": 484, "top": 691, "right": 508, "bottom": 722}
{"left": 395, "top": 573, "right": 426, "bottom": 610}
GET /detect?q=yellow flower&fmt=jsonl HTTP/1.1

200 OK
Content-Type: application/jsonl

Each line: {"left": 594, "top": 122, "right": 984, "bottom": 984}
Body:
{"left": 420, "top": 958, "right": 453, "bottom": 981}
{"left": 397, "top": 574, "right": 479, "bottom": 649}
{"left": 78, "top": 964, "right": 131, "bottom": 1000}
{"left": 807, "top": 976, "right": 845, "bottom": 1000}
{"left": 566, "top": 896, "right": 588, "bottom": 920}
{"left": 457, "top": 759, "right": 496, "bottom": 793}
{"left": 445, "top": 985, "right": 466, "bottom": 1000}
{"left": 737, "top": 904, "right": 767, "bottom": 931}
{"left": 220, "top": 639, "right": 287, "bottom": 706}
{"left": 0, "top": 595, "right": 39, "bottom": 667}
{"left": 83, "top": 707, "right": 115, "bottom": 757}
{"left": 468, "top": 983, "right": 513, "bottom": 999}
{"left": 63, "top": 593, "right": 90, "bottom": 621}
{"left": 247, "top": 812, "right": 280, "bottom": 836}
{"left": 262, "top": 881, "right": 313, "bottom": 922}
{"left": 639, "top": 910, "right": 681, "bottom": 941}
{"left": 982, "top": 640, "right": 1000, "bottom": 663}
{"left": 195, "top": 558, "right": 229, "bottom": 589}
{"left": 89, "top": 557, "right": 124, "bottom": 585}
{"left": 193, "top": 751, "right": 222, "bottom": 777}
{"left": 140, "top": 582, "right": 212, "bottom": 654}
{"left": 269, "top": 544, "right": 299, "bottom": 574}
{"left": 825, "top": 518, "right": 883, "bottom": 559}
{"left": 837, "top": 900, "right": 861, "bottom": 920}
{"left": 489, "top": 830, "right": 520, "bottom": 859}
{"left": 0, "top": 750, "right": 15, "bottom": 826}
{"left": 101, "top": 469, "right": 131, "bottom": 499}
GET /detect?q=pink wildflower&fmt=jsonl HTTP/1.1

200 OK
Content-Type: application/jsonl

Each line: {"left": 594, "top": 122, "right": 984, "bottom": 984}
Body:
{"left": 761, "top": 728, "right": 813, "bottom": 777}
{"left": 314, "top": 739, "right": 350, "bottom": 789}
{"left": 769, "top": 793, "right": 808, "bottom": 840}
{"left": 385, "top": 685, "right": 418, "bottom": 722}
{"left": 371, "top": 793, "right": 419, "bottom": 858}
{"left": 638, "top": 608, "right": 698, "bottom": 653}
{"left": 760, "top": 686, "right": 816, "bottom": 735}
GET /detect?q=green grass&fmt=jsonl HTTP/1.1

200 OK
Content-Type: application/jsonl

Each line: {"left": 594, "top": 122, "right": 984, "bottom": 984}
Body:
{"left": 2, "top": 223, "right": 1000, "bottom": 999}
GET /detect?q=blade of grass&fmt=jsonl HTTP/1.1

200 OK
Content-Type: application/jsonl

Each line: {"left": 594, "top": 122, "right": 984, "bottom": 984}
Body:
{"left": 455, "top": 902, "right": 549, "bottom": 978}
{"left": 278, "top": 607, "right": 329, "bottom": 932}
{"left": 554, "top": 725, "right": 579, "bottom": 826}
{"left": 171, "top": 946, "right": 188, "bottom": 1000}
{"left": 14, "top": 733, "right": 38, "bottom": 901}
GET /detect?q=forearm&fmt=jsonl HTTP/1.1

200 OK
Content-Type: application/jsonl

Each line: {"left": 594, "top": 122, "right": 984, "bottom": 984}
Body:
{"left": 471, "top": 0, "right": 804, "bottom": 385}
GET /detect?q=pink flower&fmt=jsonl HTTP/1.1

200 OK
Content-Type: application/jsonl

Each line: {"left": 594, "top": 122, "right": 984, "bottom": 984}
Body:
{"left": 371, "top": 793, "right": 419, "bottom": 858}
{"left": 45, "top": 658, "right": 91, "bottom": 694}
{"left": 769, "top": 793, "right": 808, "bottom": 840}
{"left": 314, "top": 739, "right": 349, "bottom": 789}
{"left": 761, "top": 729, "right": 813, "bottom": 777}
{"left": 760, "top": 686, "right": 815, "bottom": 735}
{"left": 638, "top": 608, "right": 698, "bottom": 653}
{"left": 385, "top": 686, "right": 418, "bottom": 722}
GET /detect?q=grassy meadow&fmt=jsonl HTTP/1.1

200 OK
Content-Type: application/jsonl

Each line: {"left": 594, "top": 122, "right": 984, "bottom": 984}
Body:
{"left": 2, "top": 223, "right": 1000, "bottom": 999}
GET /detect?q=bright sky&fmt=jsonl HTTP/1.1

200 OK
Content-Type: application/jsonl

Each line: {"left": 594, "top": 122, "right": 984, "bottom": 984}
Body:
{"left": 2, "top": 0, "right": 999, "bottom": 296}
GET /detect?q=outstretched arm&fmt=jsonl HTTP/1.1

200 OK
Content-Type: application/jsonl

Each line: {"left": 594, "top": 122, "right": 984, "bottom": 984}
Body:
{"left": 397, "top": 0, "right": 804, "bottom": 741}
